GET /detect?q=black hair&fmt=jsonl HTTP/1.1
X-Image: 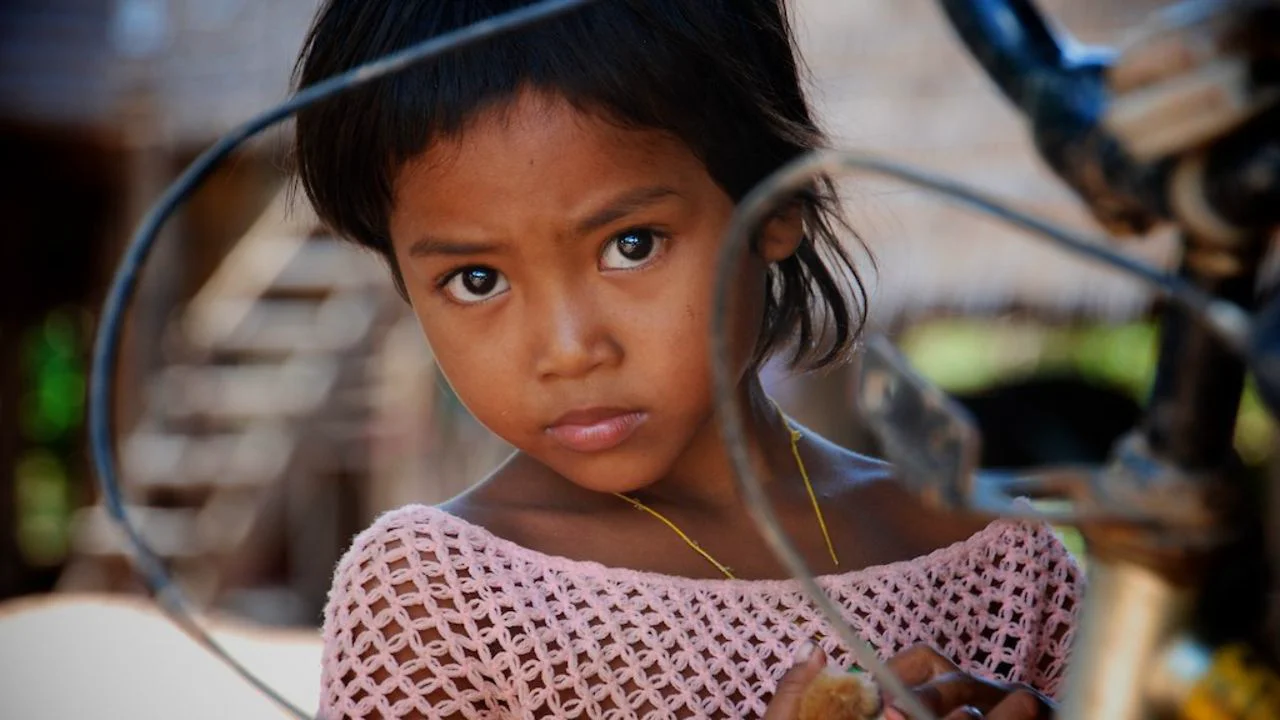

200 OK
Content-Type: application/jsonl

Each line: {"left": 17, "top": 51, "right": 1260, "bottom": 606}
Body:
{"left": 293, "top": 0, "right": 867, "bottom": 370}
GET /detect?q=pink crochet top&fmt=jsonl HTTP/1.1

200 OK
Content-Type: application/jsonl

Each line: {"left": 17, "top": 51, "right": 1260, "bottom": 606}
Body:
{"left": 320, "top": 505, "right": 1083, "bottom": 719}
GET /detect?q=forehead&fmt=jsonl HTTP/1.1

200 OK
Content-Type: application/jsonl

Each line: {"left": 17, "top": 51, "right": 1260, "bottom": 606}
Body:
{"left": 389, "top": 91, "right": 711, "bottom": 234}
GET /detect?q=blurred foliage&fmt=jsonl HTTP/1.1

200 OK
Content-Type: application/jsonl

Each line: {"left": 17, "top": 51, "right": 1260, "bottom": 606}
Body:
{"left": 16, "top": 450, "right": 70, "bottom": 567}
{"left": 897, "top": 317, "right": 1279, "bottom": 566}
{"left": 15, "top": 307, "right": 86, "bottom": 568}
{"left": 21, "top": 310, "right": 85, "bottom": 442}
{"left": 899, "top": 318, "right": 1276, "bottom": 469}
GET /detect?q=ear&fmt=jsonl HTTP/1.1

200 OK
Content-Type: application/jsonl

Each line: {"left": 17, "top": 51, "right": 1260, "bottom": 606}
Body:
{"left": 757, "top": 201, "right": 804, "bottom": 264}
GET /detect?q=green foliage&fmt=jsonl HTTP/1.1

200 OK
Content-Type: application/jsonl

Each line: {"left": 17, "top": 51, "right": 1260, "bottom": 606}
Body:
{"left": 14, "top": 308, "right": 86, "bottom": 567}
{"left": 899, "top": 319, "right": 1274, "bottom": 468}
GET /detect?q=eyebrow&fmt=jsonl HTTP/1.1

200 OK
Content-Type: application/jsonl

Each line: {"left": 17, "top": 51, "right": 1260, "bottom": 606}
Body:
{"left": 406, "top": 185, "right": 682, "bottom": 258}
{"left": 407, "top": 237, "right": 502, "bottom": 259}
{"left": 574, "top": 185, "right": 681, "bottom": 236}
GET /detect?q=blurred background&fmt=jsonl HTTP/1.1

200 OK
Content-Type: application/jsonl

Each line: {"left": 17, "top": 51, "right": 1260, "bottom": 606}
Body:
{"left": 0, "top": 0, "right": 1275, "bottom": 717}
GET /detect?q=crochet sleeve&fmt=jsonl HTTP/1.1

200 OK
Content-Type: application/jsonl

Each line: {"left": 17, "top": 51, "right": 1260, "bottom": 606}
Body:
{"left": 318, "top": 508, "right": 510, "bottom": 719}
{"left": 1020, "top": 524, "right": 1085, "bottom": 699}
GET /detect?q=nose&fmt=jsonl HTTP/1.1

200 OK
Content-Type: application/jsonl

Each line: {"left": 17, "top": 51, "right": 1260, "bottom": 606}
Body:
{"left": 532, "top": 289, "right": 621, "bottom": 381}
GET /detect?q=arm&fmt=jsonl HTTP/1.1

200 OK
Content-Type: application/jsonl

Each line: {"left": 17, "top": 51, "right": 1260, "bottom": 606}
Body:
{"left": 319, "top": 513, "right": 510, "bottom": 719}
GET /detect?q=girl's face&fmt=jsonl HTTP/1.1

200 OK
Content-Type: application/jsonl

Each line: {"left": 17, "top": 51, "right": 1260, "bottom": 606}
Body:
{"left": 388, "top": 91, "right": 800, "bottom": 493}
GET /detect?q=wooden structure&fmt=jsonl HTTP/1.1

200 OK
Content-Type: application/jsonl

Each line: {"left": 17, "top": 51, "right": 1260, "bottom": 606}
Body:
{"left": 0, "top": 0, "right": 328, "bottom": 608}
{"left": 58, "top": 194, "right": 405, "bottom": 626}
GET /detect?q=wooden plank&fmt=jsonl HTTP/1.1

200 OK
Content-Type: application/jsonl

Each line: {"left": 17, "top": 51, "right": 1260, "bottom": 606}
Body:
{"left": 194, "top": 293, "right": 379, "bottom": 358}
{"left": 182, "top": 190, "right": 317, "bottom": 350}
{"left": 123, "top": 425, "right": 295, "bottom": 495}
{"left": 155, "top": 357, "right": 339, "bottom": 425}
{"left": 69, "top": 505, "right": 203, "bottom": 560}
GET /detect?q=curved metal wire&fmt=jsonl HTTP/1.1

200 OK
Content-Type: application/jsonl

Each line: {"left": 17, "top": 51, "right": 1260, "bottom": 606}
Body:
{"left": 92, "top": 0, "right": 1267, "bottom": 715}
{"left": 87, "top": 2, "right": 598, "bottom": 718}
{"left": 709, "top": 147, "right": 1262, "bottom": 720}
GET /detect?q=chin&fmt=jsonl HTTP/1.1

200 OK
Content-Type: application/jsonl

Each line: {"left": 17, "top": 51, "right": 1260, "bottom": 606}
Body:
{"left": 541, "top": 449, "right": 674, "bottom": 496}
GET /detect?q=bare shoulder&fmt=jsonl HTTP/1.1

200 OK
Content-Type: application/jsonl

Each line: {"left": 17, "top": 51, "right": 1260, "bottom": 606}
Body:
{"left": 811, "top": 432, "right": 994, "bottom": 562}
{"left": 439, "top": 454, "right": 625, "bottom": 553}
{"left": 437, "top": 452, "right": 557, "bottom": 530}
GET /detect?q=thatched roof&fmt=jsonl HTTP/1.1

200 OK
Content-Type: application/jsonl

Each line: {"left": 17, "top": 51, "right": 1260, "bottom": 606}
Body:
{"left": 0, "top": 0, "right": 320, "bottom": 145}
{"left": 794, "top": 0, "right": 1195, "bottom": 326}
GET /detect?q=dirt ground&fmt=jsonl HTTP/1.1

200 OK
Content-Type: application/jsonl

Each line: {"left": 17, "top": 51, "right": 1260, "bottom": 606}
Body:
{"left": 0, "top": 593, "right": 321, "bottom": 719}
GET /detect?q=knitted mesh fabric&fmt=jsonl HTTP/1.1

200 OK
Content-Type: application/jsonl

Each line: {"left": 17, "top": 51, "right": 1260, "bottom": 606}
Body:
{"left": 320, "top": 505, "right": 1082, "bottom": 719}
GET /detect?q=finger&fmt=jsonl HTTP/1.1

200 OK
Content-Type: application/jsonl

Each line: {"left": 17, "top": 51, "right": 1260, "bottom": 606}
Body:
{"left": 886, "top": 702, "right": 983, "bottom": 720}
{"left": 983, "top": 689, "right": 1054, "bottom": 720}
{"left": 884, "top": 644, "right": 961, "bottom": 687}
{"left": 894, "top": 672, "right": 1009, "bottom": 717}
{"left": 764, "top": 642, "right": 828, "bottom": 720}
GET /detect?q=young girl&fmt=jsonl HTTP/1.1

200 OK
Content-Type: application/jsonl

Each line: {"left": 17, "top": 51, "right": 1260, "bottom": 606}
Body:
{"left": 293, "top": 1, "right": 1083, "bottom": 718}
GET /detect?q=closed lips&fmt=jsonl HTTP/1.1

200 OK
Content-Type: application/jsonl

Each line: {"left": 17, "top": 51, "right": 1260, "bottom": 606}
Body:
{"left": 545, "top": 408, "right": 648, "bottom": 452}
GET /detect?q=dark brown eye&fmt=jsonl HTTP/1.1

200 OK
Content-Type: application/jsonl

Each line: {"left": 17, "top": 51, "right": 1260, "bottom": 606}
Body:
{"left": 601, "top": 229, "right": 665, "bottom": 270}
{"left": 443, "top": 266, "right": 508, "bottom": 304}
{"left": 463, "top": 268, "right": 498, "bottom": 294}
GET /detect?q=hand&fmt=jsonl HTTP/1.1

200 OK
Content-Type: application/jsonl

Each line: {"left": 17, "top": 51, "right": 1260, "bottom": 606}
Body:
{"left": 764, "top": 642, "right": 828, "bottom": 720}
{"left": 882, "top": 645, "right": 1055, "bottom": 720}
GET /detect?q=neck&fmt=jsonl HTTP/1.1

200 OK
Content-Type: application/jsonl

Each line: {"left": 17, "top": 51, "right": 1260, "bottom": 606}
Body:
{"left": 629, "top": 373, "right": 792, "bottom": 513}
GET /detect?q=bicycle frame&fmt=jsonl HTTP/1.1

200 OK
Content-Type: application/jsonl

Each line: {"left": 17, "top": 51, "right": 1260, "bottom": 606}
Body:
{"left": 910, "top": 1, "right": 1280, "bottom": 717}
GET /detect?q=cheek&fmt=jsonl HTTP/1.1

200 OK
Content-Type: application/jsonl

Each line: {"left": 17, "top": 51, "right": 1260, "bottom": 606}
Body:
{"left": 731, "top": 260, "right": 768, "bottom": 361}
{"left": 642, "top": 244, "right": 767, "bottom": 387}
{"left": 405, "top": 296, "right": 529, "bottom": 436}
{"left": 703, "top": 250, "right": 769, "bottom": 371}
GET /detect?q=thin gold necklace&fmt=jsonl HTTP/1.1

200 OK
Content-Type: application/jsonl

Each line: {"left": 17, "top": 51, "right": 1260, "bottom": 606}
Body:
{"left": 613, "top": 402, "right": 839, "bottom": 579}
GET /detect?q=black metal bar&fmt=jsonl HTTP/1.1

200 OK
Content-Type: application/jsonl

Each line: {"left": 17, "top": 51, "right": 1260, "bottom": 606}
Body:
{"left": 1202, "top": 109, "right": 1280, "bottom": 230}
{"left": 1143, "top": 250, "right": 1260, "bottom": 470}
{"left": 937, "top": 0, "right": 1168, "bottom": 235}
{"left": 936, "top": 0, "right": 1073, "bottom": 109}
